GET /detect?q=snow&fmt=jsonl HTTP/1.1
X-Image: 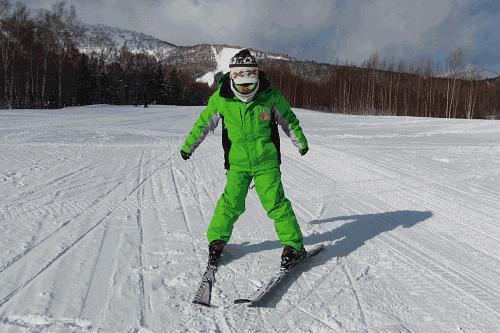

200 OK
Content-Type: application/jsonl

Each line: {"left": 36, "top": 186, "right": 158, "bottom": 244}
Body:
{"left": 1, "top": 105, "right": 500, "bottom": 332}
{"left": 438, "top": 64, "right": 500, "bottom": 80}
{"left": 266, "top": 55, "right": 290, "bottom": 61}
{"left": 197, "top": 46, "right": 242, "bottom": 86}
{"left": 80, "top": 24, "right": 177, "bottom": 57}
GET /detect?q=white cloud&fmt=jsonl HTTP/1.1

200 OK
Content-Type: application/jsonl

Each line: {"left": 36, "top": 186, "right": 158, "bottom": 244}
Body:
{"left": 20, "top": 0, "right": 335, "bottom": 49}
{"left": 331, "top": 0, "right": 455, "bottom": 62}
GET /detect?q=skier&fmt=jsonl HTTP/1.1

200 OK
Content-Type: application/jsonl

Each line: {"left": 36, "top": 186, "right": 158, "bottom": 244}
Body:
{"left": 180, "top": 49, "right": 309, "bottom": 271}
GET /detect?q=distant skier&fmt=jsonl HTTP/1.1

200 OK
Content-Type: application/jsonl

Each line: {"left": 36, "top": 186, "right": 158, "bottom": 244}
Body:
{"left": 180, "top": 49, "right": 309, "bottom": 270}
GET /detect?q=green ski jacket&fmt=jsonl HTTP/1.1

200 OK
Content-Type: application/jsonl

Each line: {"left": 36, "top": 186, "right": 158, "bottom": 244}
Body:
{"left": 181, "top": 72, "right": 308, "bottom": 172}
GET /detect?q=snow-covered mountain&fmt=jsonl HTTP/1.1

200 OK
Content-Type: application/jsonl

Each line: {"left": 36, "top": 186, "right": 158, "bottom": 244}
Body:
{"left": 438, "top": 64, "right": 499, "bottom": 80}
{"left": 80, "top": 24, "right": 296, "bottom": 85}
{"left": 488, "top": 75, "right": 500, "bottom": 85}
{"left": 81, "top": 23, "right": 177, "bottom": 56}
{"left": 476, "top": 69, "right": 500, "bottom": 80}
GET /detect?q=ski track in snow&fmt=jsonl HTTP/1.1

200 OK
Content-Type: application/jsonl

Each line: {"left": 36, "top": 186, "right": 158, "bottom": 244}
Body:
{"left": 0, "top": 105, "right": 499, "bottom": 332}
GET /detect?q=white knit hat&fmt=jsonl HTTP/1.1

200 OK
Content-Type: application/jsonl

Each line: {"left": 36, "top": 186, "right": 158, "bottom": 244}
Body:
{"left": 229, "top": 49, "right": 258, "bottom": 84}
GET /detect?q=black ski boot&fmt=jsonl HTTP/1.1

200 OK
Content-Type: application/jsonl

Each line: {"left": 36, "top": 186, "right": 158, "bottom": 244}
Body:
{"left": 208, "top": 240, "right": 225, "bottom": 267}
{"left": 280, "top": 245, "right": 306, "bottom": 270}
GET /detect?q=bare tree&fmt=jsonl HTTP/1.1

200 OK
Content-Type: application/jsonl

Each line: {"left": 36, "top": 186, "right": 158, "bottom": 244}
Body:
{"left": 0, "top": 0, "right": 12, "bottom": 108}
{"left": 363, "top": 51, "right": 380, "bottom": 70}
{"left": 448, "top": 48, "right": 465, "bottom": 78}
{"left": 0, "top": 2, "right": 29, "bottom": 108}
{"left": 34, "top": 12, "right": 53, "bottom": 107}
{"left": 43, "top": 1, "right": 83, "bottom": 108}
{"left": 85, "top": 24, "right": 116, "bottom": 70}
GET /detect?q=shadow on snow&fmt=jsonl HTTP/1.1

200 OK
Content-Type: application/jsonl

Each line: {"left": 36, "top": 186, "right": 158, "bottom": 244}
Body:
{"left": 224, "top": 210, "right": 433, "bottom": 307}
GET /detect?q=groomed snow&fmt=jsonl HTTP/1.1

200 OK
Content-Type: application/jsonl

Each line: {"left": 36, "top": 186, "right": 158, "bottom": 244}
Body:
{"left": 1, "top": 105, "right": 499, "bottom": 332}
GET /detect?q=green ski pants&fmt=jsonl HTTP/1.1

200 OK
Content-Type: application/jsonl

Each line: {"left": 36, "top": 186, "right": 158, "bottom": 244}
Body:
{"left": 207, "top": 167, "right": 304, "bottom": 250}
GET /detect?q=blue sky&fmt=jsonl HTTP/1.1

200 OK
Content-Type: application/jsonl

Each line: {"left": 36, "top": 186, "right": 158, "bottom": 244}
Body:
{"left": 17, "top": 0, "right": 500, "bottom": 75}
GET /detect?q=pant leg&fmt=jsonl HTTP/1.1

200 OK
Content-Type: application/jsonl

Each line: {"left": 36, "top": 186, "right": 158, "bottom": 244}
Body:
{"left": 253, "top": 167, "right": 304, "bottom": 250}
{"left": 207, "top": 169, "right": 252, "bottom": 245}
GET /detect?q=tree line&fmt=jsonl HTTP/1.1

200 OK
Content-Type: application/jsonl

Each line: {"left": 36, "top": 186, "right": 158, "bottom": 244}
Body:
{"left": 262, "top": 53, "right": 499, "bottom": 119}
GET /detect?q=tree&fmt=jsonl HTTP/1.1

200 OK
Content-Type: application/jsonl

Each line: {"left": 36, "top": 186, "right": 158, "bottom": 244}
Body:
{"left": 76, "top": 54, "right": 92, "bottom": 105}
{"left": 0, "top": 1, "right": 29, "bottom": 108}
{"left": 42, "top": 1, "right": 84, "bottom": 108}
{"left": 165, "top": 67, "right": 182, "bottom": 105}
{"left": 150, "top": 64, "right": 166, "bottom": 104}
{"left": 0, "top": 0, "right": 13, "bottom": 108}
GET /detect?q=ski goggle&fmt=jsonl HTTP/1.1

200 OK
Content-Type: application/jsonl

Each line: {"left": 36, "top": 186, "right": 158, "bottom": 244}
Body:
{"left": 233, "top": 82, "right": 257, "bottom": 94}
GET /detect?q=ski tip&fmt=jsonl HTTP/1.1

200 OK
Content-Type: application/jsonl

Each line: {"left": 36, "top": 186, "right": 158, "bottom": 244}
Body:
{"left": 308, "top": 244, "right": 325, "bottom": 253}
{"left": 234, "top": 299, "right": 252, "bottom": 304}
{"left": 192, "top": 300, "right": 211, "bottom": 307}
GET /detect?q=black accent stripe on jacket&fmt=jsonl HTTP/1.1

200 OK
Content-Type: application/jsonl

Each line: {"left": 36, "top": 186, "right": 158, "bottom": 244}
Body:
{"left": 270, "top": 116, "right": 281, "bottom": 165}
{"left": 221, "top": 115, "right": 232, "bottom": 170}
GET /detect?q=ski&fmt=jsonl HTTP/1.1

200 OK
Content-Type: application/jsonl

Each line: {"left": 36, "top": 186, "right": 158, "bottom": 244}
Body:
{"left": 192, "top": 265, "right": 217, "bottom": 307}
{"left": 234, "top": 244, "right": 325, "bottom": 305}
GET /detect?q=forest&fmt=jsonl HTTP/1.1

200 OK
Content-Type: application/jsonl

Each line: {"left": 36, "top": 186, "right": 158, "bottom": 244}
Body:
{"left": 0, "top": 1, "right": 211, "bottom": 109}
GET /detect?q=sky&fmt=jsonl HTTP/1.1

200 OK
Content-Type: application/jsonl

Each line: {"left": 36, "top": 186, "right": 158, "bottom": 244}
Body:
{"left": 16, "top": 0, "right": 500, "bottom": 75}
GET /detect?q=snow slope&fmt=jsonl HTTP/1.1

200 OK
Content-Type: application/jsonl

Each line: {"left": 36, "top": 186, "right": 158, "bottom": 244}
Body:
{"left": 196, "top": 46, "right": 241, "bottom": 86}
{"left": 0, "top": 105, "right": 499, "bottom": 332}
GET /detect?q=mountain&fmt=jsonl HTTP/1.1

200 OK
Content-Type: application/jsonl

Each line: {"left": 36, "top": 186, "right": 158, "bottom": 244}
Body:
{"left": 80, "top": 24, "right": 298, "bottom": 86}
{"left": 485, "top": 75, "right": 500, "bottom": 86}
{"left": 476, "top": 69, "right": 500, "bottom": 80}
{"left": 438, "top": 64, "right": 499, "bottom": 80}
{"left": 81, "top": 24, "right": 177, "bottom": 55}
{"left": 82, "top": 24, "right": 498, "bottom": 86}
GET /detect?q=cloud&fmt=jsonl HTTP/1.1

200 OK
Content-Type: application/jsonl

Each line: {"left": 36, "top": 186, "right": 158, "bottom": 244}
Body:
{"left": 16, "top": 0, "right": 500, "bottom": 73}
{"left": 330, "top": 0, "right": 454, "bottom": 62}
{"left": 19, "top": 0, "right": 336, "bottom": 47}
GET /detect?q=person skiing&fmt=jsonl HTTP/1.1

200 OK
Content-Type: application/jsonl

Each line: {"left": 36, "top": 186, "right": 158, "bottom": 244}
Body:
{"left": 180, "top": 49, "right": 309, "bottom": 271}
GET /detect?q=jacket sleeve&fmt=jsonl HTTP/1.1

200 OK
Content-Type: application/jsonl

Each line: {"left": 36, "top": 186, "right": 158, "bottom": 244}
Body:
{"left": 181, "top": 94, "right": 221, "bottom": 155}
{"left": 272, "top": 90, "right": 308, "bottom": 151}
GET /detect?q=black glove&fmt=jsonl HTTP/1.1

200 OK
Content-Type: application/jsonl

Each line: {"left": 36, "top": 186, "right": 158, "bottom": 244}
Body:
{"left": 299, "top": 147, "right": 309, "bottom": 156}
{"left": 180, "top": 150, "right": 191, "bottom": 160}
